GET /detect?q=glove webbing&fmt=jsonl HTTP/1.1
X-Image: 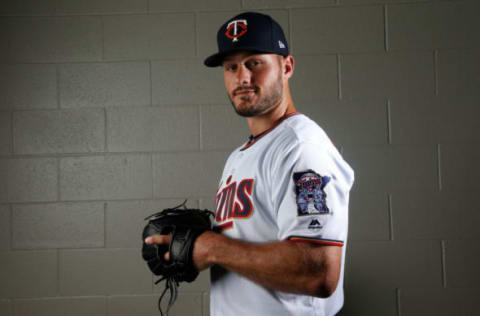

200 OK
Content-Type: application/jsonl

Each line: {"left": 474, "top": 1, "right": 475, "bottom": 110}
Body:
{"left": 156, "top": 276, "right": 179, "bottom": 316}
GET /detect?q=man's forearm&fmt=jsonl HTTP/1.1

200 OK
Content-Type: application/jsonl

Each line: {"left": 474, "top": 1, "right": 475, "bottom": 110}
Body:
{"left": 195, "top": 231, "right": 342, "bottom": 298}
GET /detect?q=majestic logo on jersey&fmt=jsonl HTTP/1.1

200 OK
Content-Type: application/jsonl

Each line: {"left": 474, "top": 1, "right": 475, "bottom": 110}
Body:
{"left": 214, "top": 175, "right": 254, "bottom": 230}
{"left": 225, "top": 19, "right": 247, "bottom": 42}
{"left": 294, "top": 170, "right": 330, "bottom": 216}
{"left": 308, "top": 219, "right": 323, "bottom": 230}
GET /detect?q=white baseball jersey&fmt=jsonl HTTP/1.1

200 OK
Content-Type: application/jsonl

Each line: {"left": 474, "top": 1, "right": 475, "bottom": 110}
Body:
{"left": 210, "top": 113, "right": 354, "bottom": 316}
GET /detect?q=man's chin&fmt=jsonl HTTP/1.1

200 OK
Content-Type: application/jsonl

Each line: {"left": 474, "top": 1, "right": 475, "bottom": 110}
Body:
{"left": 234, "top": 103, "right": 274, "bottom": 117}
{"left": 233, "top": 106, "right": 255, "bottom": 117}
{"left": 232, "top": 103, "right": 258, "bottom": 117}
{"left": 235, "top": 110, "right": 257, "bottom": 117}
{"left": 229, "top": 96, "right": 269, "bottom": 117}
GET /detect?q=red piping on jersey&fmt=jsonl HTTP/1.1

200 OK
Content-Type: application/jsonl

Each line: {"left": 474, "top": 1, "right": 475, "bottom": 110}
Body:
{"left": 240, "top": 112, "right": 300, "bottom": 151}
{"left": 288, "top": 236, "right": 344, "bottom": 247}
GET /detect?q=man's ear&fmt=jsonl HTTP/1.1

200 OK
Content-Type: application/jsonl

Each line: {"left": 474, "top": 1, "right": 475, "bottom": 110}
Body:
{"left": 283, "top": 55, "right": 294, "bottom": 79}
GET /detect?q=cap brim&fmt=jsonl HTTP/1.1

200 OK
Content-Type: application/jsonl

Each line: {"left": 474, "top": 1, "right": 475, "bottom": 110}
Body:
{"left": 204, "top": 47, "right": 287, "bottom": 67}
{"left": 203, "top": 52, "right": 227, "bottom": 67}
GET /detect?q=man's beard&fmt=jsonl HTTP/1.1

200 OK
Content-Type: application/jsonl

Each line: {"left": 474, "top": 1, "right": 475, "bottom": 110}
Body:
{"left": 228, "top": 75, "right": 283, "bottom": 117}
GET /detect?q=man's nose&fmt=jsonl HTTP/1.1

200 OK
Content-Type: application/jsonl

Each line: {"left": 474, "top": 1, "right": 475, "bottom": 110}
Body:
{"left": 236, "top": 65, "right": 252, "bottom": 85}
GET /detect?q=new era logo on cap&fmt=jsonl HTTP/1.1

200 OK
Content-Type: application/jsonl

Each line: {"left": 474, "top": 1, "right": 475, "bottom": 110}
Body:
{"left": 204, "top": 12, "right": 289, "bottom": 67}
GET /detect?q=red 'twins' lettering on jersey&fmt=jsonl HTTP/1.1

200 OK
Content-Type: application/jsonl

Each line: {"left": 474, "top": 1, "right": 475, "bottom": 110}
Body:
{"left": 215, "top": 176, "right": 254, "bottom": 228}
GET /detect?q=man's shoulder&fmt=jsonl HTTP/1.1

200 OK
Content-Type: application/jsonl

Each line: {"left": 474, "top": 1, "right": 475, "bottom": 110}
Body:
{"left": 282, "top": 113, "right": 331, "bottom": 146}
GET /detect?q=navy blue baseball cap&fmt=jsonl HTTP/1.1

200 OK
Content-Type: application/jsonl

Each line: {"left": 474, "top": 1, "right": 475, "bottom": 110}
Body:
{"left": 204, "top": 12, "right": 289, "bottom": 67}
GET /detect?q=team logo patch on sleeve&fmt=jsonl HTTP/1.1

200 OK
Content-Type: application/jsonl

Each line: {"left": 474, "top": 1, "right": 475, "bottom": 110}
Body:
{"left": 294, "top": 170, "right": 330, "bottom": 216}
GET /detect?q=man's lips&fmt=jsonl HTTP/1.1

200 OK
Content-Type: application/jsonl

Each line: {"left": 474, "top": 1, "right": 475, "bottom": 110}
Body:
{"left": 235, "top": 90, "right": 254, "bottom": 95}
{"left": 233, "top": 87, "right": 258, "bottom": 96}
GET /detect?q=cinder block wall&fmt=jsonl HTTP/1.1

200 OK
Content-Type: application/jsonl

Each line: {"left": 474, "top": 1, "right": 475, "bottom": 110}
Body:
{"left": 0, "top": 0, "right": 478, "bottom": 315}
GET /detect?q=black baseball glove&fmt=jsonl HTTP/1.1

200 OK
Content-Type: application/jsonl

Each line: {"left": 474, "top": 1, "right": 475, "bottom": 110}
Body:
{"left": 141, "top": 200, "right": 213, "bottom": 315}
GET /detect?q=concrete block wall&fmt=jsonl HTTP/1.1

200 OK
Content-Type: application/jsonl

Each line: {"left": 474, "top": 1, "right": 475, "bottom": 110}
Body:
{"left": 0, "top": 0, "right": 478, "bottom": 315}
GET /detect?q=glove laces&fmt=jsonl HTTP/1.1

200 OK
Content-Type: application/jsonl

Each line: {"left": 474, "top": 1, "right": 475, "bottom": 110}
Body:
{"left": 156, "top": 276, "right": 179, "bottom": 316}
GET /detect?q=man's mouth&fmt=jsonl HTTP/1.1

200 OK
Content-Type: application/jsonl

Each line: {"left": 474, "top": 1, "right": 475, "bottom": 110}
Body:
{"left": 233, "top": 87, "right": 258, "bottom": 96}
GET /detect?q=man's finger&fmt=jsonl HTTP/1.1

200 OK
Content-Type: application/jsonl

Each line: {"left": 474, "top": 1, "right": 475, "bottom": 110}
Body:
{"left": 145, "top": 234, "right": 171, "bottom": 245}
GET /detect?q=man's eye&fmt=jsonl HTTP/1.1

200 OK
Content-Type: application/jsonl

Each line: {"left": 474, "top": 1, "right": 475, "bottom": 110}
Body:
{"left": 246, "top": 60, "right": 263, "bottom": 69}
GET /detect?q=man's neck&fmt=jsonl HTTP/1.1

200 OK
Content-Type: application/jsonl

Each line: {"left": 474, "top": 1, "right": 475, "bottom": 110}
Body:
{"left": 246, "top": 94, "right": 296, "bottom": 137}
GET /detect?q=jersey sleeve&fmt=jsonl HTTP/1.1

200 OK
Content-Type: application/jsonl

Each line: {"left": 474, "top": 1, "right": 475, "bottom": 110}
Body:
{"left": 272, "top": 141, "right": 354, "bottom": 246}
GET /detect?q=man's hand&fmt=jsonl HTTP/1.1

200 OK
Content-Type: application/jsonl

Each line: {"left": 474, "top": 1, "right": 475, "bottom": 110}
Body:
{"left": 145, "top": 231, "right": 216, "bottom": 271}
{"left": 144, "top": 234, "right": 171, "bottom": 261}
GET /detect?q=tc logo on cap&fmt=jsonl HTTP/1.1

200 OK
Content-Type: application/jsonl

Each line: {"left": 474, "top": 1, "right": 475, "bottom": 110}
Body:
{"left": 225, "top": 19, "right": 247, "bottom": 42}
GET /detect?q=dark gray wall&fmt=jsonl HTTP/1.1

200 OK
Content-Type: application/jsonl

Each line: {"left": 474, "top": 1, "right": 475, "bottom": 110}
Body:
{"left": 0, "top": 0, "right": 479, "bottom": 315}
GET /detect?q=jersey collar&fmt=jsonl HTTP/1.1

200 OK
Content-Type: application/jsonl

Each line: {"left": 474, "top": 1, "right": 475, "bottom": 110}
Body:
{"left": 240, "top": 112, "right": 300, "bottom": 151}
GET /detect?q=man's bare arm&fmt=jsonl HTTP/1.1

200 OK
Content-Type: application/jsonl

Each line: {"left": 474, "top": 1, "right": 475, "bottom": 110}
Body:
{"left": 146, "top": 231, "right": 342, "bottom": 298}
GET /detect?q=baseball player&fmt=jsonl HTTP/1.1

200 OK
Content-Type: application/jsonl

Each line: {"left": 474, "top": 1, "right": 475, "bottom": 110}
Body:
{"left": 146, "top": 11, "right": 354, "bottom": 316}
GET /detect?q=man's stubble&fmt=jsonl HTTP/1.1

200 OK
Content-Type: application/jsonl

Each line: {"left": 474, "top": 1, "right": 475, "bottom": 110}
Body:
{"left": 228, "top": 70, "right": 283, "bottom": 118}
